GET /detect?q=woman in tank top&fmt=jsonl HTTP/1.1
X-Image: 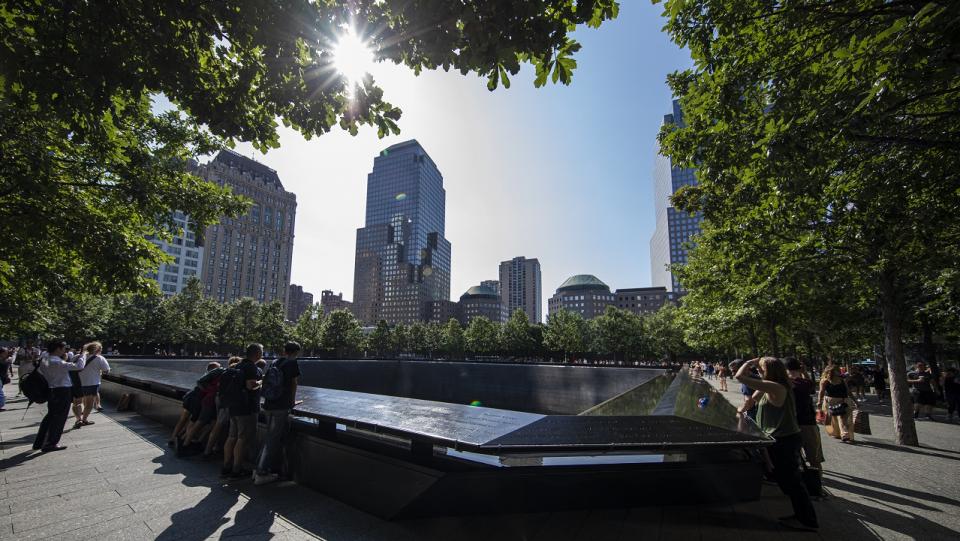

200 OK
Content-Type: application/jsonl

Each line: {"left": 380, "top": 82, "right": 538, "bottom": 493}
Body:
{"left": 818, "top": 364, "right": 854, "bottom": 443}
{"left": 736, "top": 357, "right": 818, "bottom": 531}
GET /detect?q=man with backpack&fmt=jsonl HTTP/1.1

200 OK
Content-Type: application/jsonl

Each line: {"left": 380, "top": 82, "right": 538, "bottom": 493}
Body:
{"left": 253, "top": 341, "right": 302, "bottom": 486}
{"left": 31, "top": 340, "right": 85, "bottom": 452}
{"left": 221, "top": 343, "right": 264, "bottom": 479}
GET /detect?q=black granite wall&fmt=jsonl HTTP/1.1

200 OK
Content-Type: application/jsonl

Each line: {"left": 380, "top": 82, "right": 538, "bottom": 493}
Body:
{"left": 107, "top": 358, "right": 665, "bottom": 415}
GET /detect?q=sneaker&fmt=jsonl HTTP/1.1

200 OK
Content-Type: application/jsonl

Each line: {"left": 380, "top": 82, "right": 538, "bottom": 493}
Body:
{"left": 779, "top": 517, "right": 818, "bottom": 532}
{"left": 81, "top": 420, "right": 94, "bottom": 426}
{"left": 41, "top": 445, "right": 68, "bottom": 453}
{"left": 95, "top": 406, "right": 104, "bottom": 412}
{"left": 253, "top": 472, "right": 279, "bottom": 486}
{"left": 228, "top": 469, "right": 252, "bottom": 480}
{"left": 73, "top": 421, "right": 82, "bottom": 429}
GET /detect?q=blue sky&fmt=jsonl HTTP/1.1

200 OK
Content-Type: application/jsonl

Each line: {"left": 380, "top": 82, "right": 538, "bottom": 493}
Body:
{"left": 226, "top": 2, "right": 692, "bottom": 319}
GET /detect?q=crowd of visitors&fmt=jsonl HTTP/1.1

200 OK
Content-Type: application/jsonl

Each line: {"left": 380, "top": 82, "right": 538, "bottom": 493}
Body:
{"left": 1, "top": 338, "right": 301, "bottom": 488}
{"left": 164, "top": 341, "right": 302, "bottom": 485}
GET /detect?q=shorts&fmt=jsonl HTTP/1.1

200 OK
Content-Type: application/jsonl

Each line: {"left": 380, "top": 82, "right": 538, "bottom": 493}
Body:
{"left": 81, "top": 385, "right": 99, "bottom": 397}
{"left": 228, "top": 414, "right": 257, "bottom": 439}
{"left": 216, "top": 407, "right": 230, "bottom": 426}
{"left": 916, "top": 390, "right": 937, "bottom": 406}
{"left": 71, "top": 385, "right": 84, "bottom": 399}
{"left": 198, "top": 403, "right": 217, "bottom": 424}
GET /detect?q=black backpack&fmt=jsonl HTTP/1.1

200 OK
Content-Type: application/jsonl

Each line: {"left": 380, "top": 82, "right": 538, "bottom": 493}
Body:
{"left": 20, "top": 361, "right": 50, "bottom": 412}
{"left": 216, "top": 367, "right": 245, "bottom": 410}
{"left": 261, "top": 358, "right": 287, "bottom": 403}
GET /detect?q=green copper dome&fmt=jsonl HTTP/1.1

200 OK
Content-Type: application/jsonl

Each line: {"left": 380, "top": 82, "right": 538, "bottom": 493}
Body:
{"left": 557, "top": 274, "right": 610, "bottom": 293}
{"left": 461, "top": 285, "right": 499, "bottom": 299}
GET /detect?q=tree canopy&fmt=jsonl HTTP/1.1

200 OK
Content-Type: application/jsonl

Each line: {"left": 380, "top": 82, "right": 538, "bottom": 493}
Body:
{"left": 0, "top": 1, "right": 619, "bottom": 333}
{"left": 657, "top": 0, "right": 960, "bottom": 445}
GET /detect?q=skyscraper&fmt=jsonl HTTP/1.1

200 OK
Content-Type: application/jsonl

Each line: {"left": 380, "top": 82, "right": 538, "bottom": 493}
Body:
{"left": 146, "top": 210, "right": 205, "bottom": 296}
{"left": 197, "top": 150, "right": 297, "bottom": 306}
{"left": 352, "top": 140, "right": 451, "bottom": 325}
{"left": 650, "top": 99, "right": 702, "bottom": 293}
{"left": 287, "top": 284, "right": 314, "bottom": 321}
{"left": 499, "top": 256, "right": 542, "bottom": 323}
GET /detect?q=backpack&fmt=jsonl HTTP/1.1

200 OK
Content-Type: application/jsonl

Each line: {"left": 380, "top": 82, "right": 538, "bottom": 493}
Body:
{"left": 20, "top": 361, "right": 50, "bottom": 405}
{"left": 216, "top": 366, "right": 245, "bottom": 409}
{"left": 261, "top": 358, "right": 287, "bottom": 403}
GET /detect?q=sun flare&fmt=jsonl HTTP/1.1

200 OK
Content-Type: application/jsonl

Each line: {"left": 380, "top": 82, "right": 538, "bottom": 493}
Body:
{"left": 333, "top": 29, "right": 375, "bottom": 88}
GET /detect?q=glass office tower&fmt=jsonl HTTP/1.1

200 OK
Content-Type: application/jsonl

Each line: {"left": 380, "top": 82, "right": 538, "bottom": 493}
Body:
{"left": 650, "top": 100, "right": 703, "bottom": 293}
{"left": 352, "top": 140, "right": 452, "bottom": 325}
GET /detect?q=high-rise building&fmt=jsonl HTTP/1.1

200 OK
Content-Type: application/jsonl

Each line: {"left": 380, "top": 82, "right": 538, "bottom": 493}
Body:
{"left": 459, "top": 284, "right": 507, "bottom": 325}
{"left": 146, "top": 210, "right": 205, "bottom": 295}
{"left": 547, "top": 275, "right": 616, "bottom": 321}
{"left": 425, "top": 300, "right": 462, "bottom": 325}
{"left": 287, "top": 284, "right": 314, "bottom": 321}
{"left": 499, "top": 256, "right": 542, "bottom": 323}
{"left": 480, "top": 279, "right": 501, "bottom": 297}
{"left": 650, "top": 99, "right": 703, "bottom": 293}
{"left": 197, "top": 150, "right": 297, "bottom": 306}
{"left": 320, "top": 290, "right": 353, "bottom": 316}
{"left": 352, "top": 140, "right": 452, "bottom": 325}
{"left": 614, "top": 286, "right": 675, "bottom": 315}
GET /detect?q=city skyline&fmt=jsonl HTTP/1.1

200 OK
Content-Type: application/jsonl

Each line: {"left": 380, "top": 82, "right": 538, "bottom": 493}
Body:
{"left": 218, "top": 2, "right": 691, "bottom": 318}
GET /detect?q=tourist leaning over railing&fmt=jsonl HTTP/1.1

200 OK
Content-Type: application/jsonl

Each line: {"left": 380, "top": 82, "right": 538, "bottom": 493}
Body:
{"left": 221, "top": 344, "right": 263, "bottom": 480}
{"left": 736, "top": 357, "right": 818, "bottom": 532}
{"left": 254, "top": 341, "right": 302, "bottom": 486}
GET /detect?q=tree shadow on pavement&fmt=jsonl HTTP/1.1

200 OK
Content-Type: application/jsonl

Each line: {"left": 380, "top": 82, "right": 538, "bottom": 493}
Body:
{"left": 825, "top": 471, "right": 960, "bottom": 507}
{"left": 852, "top": 439, "right": 960, "bottom": 462}
{"left": 823, "top": 494, "right": 960, "bottom": 540}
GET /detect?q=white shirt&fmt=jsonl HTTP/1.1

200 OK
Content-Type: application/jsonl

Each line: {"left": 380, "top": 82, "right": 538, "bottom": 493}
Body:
{"left": 39, "top": 354, "right": 85, "bottom": 388}
{"left": 79, "top": 355, "right": 110, "bottom": 386}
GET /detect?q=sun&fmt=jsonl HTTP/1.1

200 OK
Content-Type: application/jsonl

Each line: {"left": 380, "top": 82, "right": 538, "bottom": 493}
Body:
{"left": 332, "top": 29, "right": 375, "bottom": 88}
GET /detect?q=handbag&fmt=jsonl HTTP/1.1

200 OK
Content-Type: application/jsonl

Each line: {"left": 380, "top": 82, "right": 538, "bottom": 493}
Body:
{"left": 815, "top": 410, "right": 827, "bottom": 425}
{"left": 853, "top": 409, "right": 872, "bottom": 435}
{"left": 828, "top": 402, "right": 849, "bottom": 416}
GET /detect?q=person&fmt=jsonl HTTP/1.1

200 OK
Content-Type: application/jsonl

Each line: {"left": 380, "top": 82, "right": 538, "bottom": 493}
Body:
{"left": 736, "top": 357, "right": 818, "bottom": 531}
{"left": 942, "top": 367, "right": 960, "bottom": 423}
{"left": 846, "top": 365, "right": 866, "bottom": 402}
{"left": 179, "top": 361, "right": 224, "bottom": 455}
{"left": 0, "top": 347, "right": 11, "bottom": 411}
{"left": 908, "top": 361, "right": 937, "bottom": 421}
{"left": 169, "top": 362, "right": 220, "bottom": 447}
{"left": 77, "top": 342, "right": 110, "bottom": 425}
{"left": 873, "top": 364, "right": 887, "bottom": 402}
{"left": 254, "top": 341, "right": 302, "bottom": 485}
{"left": 818, "top": 364, "right": 854, "bottom": 443}
{"left": 67, "top": 347, "right": 86, "bottom": 429}
{"left": 33, "top": 340, "right": 85, "bottom": 452}
{"left": 222, "top": 344, "right": 263, "bottom": 479}
{"left": 731, "top": 359, "right": 759, "bottom": 420}
{"left": 204, "top": 357, "right": 242, "bottom": 459}
{"left": 786, "top": 358, "right": 824, "bottom": 480}
{"left": 16, "top": 343, "right": 40, "bottom": 397}
{"left": 717, "top": 362, "right": 729, "bottom": 392}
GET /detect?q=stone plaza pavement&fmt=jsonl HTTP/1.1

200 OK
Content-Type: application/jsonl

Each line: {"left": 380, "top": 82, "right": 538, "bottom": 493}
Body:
{"left": 1, "top": 380, "right": 958, "bottom": 540}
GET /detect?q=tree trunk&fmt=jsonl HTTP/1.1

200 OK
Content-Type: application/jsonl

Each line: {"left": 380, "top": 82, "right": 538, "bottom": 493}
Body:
{"left": 767, "top": 317, "right": 780, "bottom": 357}
{"left": 747, "top": 324, "right": 759, "bottom": 358}
{"left": 879, "top": 271, "right": 919, "bottom": 446}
